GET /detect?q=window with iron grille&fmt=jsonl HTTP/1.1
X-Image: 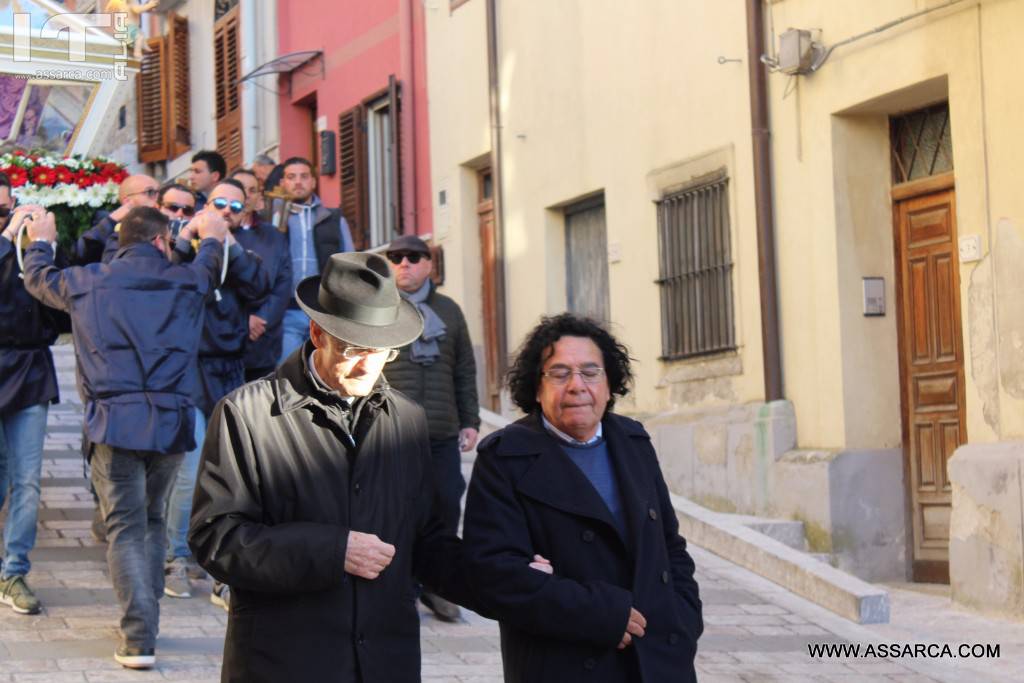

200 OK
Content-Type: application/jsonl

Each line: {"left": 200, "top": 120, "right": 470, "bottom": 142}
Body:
{"left": 656, "top": 172, "right": 735, "bottom": 360}
{"left": 890, "top": 102, "right": 953, "bottom": 184}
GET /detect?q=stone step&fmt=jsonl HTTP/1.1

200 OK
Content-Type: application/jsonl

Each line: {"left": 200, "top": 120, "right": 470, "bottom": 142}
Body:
{"left": 736, "top": 517, "right": 808, "bottom": 552}
{"left": 671, "top": 494, "right": 889, "bottom": 624}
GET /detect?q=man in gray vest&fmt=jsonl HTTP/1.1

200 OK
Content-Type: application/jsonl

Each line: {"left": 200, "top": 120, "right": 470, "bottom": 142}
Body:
{"left": 384, "top": 235, "right": 480, "bottom": 622}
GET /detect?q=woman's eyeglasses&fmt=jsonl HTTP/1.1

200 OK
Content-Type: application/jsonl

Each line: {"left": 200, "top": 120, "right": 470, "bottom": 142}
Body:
{"left": 211, "top": 197, "right": 246, "bottom": 214}
{"left": 341, "top": 346, "right": 399, "bottom": 362}
{"left": 386, "top": 251, "right": 425, "bottom": 265}
{"left": 161, "top": 202, "right": 195, "bottom": 217}
{"left": 540, "top": 366, "right": 606, "bottom": 385}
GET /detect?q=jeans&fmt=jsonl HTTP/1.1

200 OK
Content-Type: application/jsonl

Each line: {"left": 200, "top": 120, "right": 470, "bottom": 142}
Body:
{"left": 430, "top": 436, "right": 466, "bottom": 535}
{"left": 91, "top": 444, "right": 183, "bottom": 649}
{"left": 279, "top": 308, "right": 310, "bottom": 364}
{"left": 0, "top": 403, "right": 47, "bottom": 578}
{"left": 165, "top": 408, "right": 206, "bottom": 561}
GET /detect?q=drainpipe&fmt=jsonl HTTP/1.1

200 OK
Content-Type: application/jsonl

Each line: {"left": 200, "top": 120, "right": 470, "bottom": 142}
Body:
{"left": 399, "top": 0, "right": 417, "bottom": 235}
{"left": 485, "top": 0, "right": 509, "bottom": 380}
{"left": 746, "top": 0, "right": 784, "bottom": 401}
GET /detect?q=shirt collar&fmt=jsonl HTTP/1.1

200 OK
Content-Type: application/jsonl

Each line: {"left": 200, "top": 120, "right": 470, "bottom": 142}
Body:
{"left": 541, "top": 414, "right": 602, "bottom": 446}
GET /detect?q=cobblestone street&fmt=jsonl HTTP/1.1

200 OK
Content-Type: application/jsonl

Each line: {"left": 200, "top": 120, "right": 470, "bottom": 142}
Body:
{"left": 0, "top": 345, "right": 1016, "bottom": 681}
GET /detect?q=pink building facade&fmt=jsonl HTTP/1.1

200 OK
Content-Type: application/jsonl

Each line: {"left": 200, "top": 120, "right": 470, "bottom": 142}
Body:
{"left": 277, "top": 0, "right": 432, "bottom": 248}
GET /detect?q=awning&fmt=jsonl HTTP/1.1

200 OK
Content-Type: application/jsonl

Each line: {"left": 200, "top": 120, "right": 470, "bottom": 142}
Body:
{"left": 238, "top": 50, "right": 323, "bottom": 85}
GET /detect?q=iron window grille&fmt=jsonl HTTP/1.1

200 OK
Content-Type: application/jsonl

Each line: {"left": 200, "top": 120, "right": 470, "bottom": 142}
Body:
{"left": 890, "top": 102, "right": 954, "bottom": 184}
{"left": 656, "top": 172, "right": 736, "bottom": 360}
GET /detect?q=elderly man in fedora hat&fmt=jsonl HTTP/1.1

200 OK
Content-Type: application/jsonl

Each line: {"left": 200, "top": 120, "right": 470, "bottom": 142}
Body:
{"left": 188, "top": 252, "right": 474, "bottom": 683}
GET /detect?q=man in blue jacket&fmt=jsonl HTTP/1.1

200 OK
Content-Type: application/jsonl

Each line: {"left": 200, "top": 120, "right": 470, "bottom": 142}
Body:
{"left": 21, "top": 205, "right": 229, "bottom": 670}
{"left": 230, "top": 168, "right": 291, "bottom": 380}
{"left": 162, "top": 179, "right": 270, "bottom": 603}
{"left": 0, "top": 180, "right": 69, "bottom": 616}
{"left": 74, "top": 174, "right": 160, "bottom": 265}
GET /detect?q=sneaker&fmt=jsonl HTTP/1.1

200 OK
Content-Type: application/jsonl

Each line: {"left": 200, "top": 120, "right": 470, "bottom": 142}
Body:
{"left": 114, "top": 645, "right": 155, "bottom": 669}
{"left": 0, "top": 575, "right": 41, "bottom": 615}
{"left": 90, "top": 506, "right": 106, "bottom": 543}
{"left": 420, "top": 592, "right": 461, "bottom": 622}
{"left": 163, "top": 557, "right": 192, "bottom": 598}
{"left": 210, "top": 581, "right": 230, "bottom": 611}
{"left": 185, "top": 556, "right": 207, "bottom": 581}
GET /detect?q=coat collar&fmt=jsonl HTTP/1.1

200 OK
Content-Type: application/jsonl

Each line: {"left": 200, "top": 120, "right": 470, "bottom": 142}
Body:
{"left": 272, "top": 341, "right": 393, "bottom": 416}
{"left": 112, "top": 241, "right": 169, "bottom": 262}
{"left": 503, "top": 412, "right": 651, "bottom": 551}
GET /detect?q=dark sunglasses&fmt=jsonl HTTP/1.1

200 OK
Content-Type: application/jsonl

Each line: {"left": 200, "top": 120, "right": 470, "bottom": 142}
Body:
{"left": 386, "top": 251, "right": 426, "bottom": 265}
{"left": 161, "top": 202, "right": 195, "bottom": 217}
{"left": 212, "top": 197, "right": 245, "bottom": 214}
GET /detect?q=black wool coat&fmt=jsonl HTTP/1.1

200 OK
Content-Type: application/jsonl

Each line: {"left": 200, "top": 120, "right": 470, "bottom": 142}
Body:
{"left": 463, "top": 413, "right": 703, "bottom": 683}
{"left": 188, "top": 343, "right": 473, "bottom": 683}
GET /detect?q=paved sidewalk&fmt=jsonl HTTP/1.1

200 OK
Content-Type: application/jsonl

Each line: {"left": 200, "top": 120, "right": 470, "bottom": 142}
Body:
{"left": 0, "top": 344, "right": 1017, "bottom": 681}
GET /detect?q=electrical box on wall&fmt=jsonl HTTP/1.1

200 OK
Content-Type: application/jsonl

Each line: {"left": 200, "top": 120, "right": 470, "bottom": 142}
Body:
{"left": 319, "top": 131, "right": 336, "bottom": 176}
{"left": 778, "top": 28, "right": 817, "bottom": 75}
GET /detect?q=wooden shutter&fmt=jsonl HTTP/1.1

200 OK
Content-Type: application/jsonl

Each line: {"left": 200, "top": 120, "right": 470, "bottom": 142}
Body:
{"left": 339, "top": 105, "right": 368, "bottom": 250}
{"left": 387, "top": 75, "right": 402, "bottom": 235}
{"left": 136, "top": 36, "right": 168, "bottom": 163}
{"left": 166, "top": 13, "right": 191, "bottom": 159}
{"left": 214, "top": 6, "right": 242, "bottom": 172}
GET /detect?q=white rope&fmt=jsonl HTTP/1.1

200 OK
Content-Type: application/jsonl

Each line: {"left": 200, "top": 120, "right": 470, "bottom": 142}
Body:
{"left": 214, "top": 238, "right": 230, "bottom": 302}
{"left": 14, "top": 220, "right": 28, "bottom": 279}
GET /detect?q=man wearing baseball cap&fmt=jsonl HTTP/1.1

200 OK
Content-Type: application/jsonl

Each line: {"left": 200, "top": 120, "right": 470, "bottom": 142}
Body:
{"left": 188, "top": 252, "right": 473, "bottom": 682}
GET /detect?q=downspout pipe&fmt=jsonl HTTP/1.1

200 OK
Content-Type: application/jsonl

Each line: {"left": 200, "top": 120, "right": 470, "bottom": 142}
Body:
{"left": 485, "top": 0, "right": 509, "bottom": 380}
{"left": 399, "top": 0, "right": 417, "bottom": 235}
{"left": 746, "top": 0, "right": 784, "bottom": 401}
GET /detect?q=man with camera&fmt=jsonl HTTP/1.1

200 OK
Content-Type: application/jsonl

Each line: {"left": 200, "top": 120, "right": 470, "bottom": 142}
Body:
{"left": 74, "top": 174, "right": 161, "bottom": 265}
{"left": 21, "top": 205, "right": 230, "bottom": 670}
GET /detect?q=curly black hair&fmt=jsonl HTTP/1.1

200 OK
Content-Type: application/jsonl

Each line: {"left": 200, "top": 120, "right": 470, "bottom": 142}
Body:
{"left": 507, "top": 313, "right": 633, "bottom": 415}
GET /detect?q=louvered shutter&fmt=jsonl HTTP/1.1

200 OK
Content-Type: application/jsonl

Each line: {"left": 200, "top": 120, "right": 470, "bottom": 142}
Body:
{"left": 136, "top": 36, "right": 168, "bottom": 163}
{"left": 339, "top": 106, "right": 368, "bottom": 250}
{"left": 166, "top": 13, "right": 191, "bottom": 159}
{"left": 214, "top": 6, "right": 242, "bottom": 172}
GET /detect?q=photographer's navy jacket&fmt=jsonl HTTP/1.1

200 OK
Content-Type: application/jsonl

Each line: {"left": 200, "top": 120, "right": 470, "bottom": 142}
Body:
{"left": 173, "top": 235, "right": 270, "bottom": 415}
{"left": 235, "top": 221, "right": 291, "bottom": 371}
{"left": 0, "top": 236, "right": 67, "bottom": 415}
{"left": 22, "top": 239, "right": 224, "bottom": 454}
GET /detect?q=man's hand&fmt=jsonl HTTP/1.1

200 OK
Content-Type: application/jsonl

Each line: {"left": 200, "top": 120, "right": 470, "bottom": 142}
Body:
{"left": 528, "top": 554, "right": 553, "bottom": 574}
{"left": 459, "top": 427, "right": 479, "bottom": 452}
{"left": 192, "top": 209, "right": 228, "bottom": 243}
{"left": 344, "top": 531, "right": 396, "bottom": 580}
{"left": 3, "top": 205, "right": 41, "bottom": 241}
{"left": 617, "top": 607, "right": 647, "bottom": 649}
{"left": 26, "top": 210, "right": 57, "bottom": 243}
{"left": 109, "top": 203, "right": 133, "bottom": 222}
{"left": 249, "top": 314, "right": 267, "bottom": 342}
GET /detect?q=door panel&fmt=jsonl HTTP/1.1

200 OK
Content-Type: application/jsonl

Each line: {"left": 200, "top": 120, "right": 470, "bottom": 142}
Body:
{"left": 895, "top": 188, "right": 965, "bottom": 583}
{"left": 565, "top": 198, "right": 609, "bottom": 322}
{"left": 478, "top": 169, "right": 501, "bottom": 411}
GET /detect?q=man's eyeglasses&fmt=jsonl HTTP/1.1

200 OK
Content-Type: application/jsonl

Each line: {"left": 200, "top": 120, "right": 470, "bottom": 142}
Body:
{"left": 341, "top": 346, "right": 399, "bottom": 362}
{"left": 161, "top": 202, "right": 195, "bottom": 217}
{"left": 127, "top": 188, "right": 159, "bottom": 199}
{"left": 541, "top": 366, "right": 606, "bottom": 385}
{"left": 386, "top": 251, "right": 426, "bottom": 265}
{"left": 211, "top": 197, "right": 245, "bottom": 214}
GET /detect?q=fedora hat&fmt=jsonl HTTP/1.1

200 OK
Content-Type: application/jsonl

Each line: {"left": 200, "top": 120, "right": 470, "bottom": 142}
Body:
{"left": 295, "top": 252, "right": 423, "bottom": 348}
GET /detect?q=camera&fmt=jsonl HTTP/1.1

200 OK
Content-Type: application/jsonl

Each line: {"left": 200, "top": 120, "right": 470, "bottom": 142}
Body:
{"left": 169, "top": 218, "right": 189, "bottom": 240}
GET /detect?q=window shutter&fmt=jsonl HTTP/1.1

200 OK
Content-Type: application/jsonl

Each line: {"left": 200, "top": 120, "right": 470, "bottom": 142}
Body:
{"left": 339, "top": 105, "right": 368, "bottom": 250}
{"left": 166, "top": 13, "right": 191, "bottom": 159}
{"left": 136, "top": 36, "right": 168, "bottom": 163}
{"left": 214, "top": 6, "right": 242, "bottom": 172}
{"left": 387, "top": 74, "right": 402, "bottom": 235}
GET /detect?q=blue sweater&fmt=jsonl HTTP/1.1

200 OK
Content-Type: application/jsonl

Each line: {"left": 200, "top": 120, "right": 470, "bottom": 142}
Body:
{"left": 558, "top": 438, "right": 625, "bottom": 535}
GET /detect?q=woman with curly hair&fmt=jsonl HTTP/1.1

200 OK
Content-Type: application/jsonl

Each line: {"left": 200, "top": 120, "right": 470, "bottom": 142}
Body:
{"left": 463, "top": 313, "right": 703, "bottom": 683}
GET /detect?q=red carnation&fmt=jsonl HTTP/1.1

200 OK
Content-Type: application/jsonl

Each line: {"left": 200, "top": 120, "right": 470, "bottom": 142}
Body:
{"left": 7, "top": 168, "right": 28, "bottom": 187}
{"left": 31, "top": 166, "right": 56, "bottom": 187}
{"left": 112, "top": 170, "right": 129, "bottom": 183}
{"left": 76, "top": 172, "right": 95, "bottom": 188}
{"left": 11, "top": 150, "right": 25, "bottom": 157}
{"left": 54, "top": 167, "right": 74, "bottom": 184}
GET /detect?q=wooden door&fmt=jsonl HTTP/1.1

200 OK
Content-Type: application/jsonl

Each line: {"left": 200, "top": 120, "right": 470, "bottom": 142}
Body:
{"left": 478, "top": 169, "right": 501, "bottom": 411}
{"left": 894, "top": 181, "right": 965, "bottom": 583}
{"left": 565, "top": 197, "right": 609, "bottom": 322}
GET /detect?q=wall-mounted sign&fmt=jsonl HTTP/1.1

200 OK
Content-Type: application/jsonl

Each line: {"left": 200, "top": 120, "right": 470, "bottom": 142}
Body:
{"left": 863, "top": 277, "right": 885, "bottom": 317}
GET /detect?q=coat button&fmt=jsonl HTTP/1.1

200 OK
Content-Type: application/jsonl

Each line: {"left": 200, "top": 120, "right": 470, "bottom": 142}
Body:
{"left": 582, "top": 530, "right": 595, "bottom": 543}
{"left": 669, "top": 633, "right": 680, "bottom": 645}
{"left": 648, "top": 508, "right": 658, "bottom": 520}
{"left": 661, "top": 570, "right": 670, "bottom": 584}
{"left": 357, "top": 634, "right": 366, "bottom": 645}
{"left": 583, "top": 658, "right": 596, "bottom": 670}
{"left": 354, "top": 482, "right": 362, "bottom": 494}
